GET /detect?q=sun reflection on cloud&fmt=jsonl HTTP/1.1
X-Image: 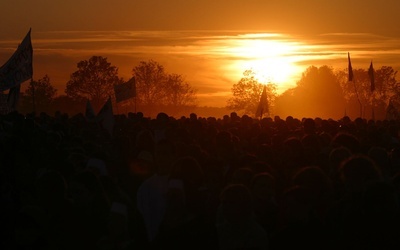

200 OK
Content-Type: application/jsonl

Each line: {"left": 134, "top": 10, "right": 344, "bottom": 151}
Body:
{"left": 218, "top": 37, "right": 304, "bottom": 91}
{"left": 2, "top": 30, "right": 400, "bottom": 107}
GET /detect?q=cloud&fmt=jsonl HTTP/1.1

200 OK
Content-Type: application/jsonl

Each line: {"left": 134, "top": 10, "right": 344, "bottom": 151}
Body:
{"left": 2, "top": 30, "right": 400, "bottom": 107}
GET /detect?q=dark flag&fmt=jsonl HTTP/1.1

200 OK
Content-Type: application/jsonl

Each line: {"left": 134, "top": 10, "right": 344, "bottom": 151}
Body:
{"left": 369, "top": 61, "right": 375, "bottom": 92}
{"left": 114, "top": 77, "right": 136, "bottom": 103}
{"left": 348, "top": 52, "right": 353, "bottom": 82}
{"left": 85, "top": 99, "right": 96, "bottom": 121}
{"left": 255, "top": 85, "right": 268, "bottom": 118}
{"left": 7, "top": 84, "right": 20, "bottom": 111}
{"left": 0, "top": 29, "right": 33, "bottom": 91}
{"left": 96, "top": 97, "right": 115, "bottom": 136}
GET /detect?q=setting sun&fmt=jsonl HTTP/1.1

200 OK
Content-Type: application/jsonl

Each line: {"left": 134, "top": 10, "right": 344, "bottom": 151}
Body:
{"left": 240, "top": 57, "right": 296, "bottom": 85}
{"left": 3, "top": 0, "right": 400, "bottom": 111}
{"left": 222, "top": 35, "right": 302, "bottom": 92}
{"left": 3, "top": 3, "right": 400, "bottom": 250}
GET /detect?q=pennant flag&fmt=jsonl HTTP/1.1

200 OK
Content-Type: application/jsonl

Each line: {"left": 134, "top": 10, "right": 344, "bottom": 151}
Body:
{"left": 369, "top": 61, "right": 375, "bottom": 92}
{"left": 348, "top": 52, "right": 353, "bottom": 82}
{"left": 255, "top": 85, "right": 269, "bottom": 118}
{"left": 96, "top": 97, "right": 115, "bottom": 136}
{"left": 7, "top": 84, "right": 21, "bottom": 111}
{"left": 0, "top": 29, "right": 33, "bottom": 91}
{"left": 85, "top": 99, "right": 96, "bottom": 121}
{"left": 114, "top": 77, "right": 136, "bottom": 103}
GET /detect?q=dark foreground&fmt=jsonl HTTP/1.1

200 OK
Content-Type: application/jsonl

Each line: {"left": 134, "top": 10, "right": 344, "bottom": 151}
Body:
{"left": 2, "top": 111, "right": 400, "bottom": 250}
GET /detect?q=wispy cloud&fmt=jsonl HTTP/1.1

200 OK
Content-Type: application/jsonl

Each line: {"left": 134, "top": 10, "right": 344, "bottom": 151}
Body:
{"left": 1, "top": 30, "right": 399, "bottom": 107}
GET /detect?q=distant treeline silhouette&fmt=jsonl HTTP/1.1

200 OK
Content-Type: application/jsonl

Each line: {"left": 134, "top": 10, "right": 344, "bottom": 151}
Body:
{"left": 6, "top": 63, "right": 398, "bottom": 121}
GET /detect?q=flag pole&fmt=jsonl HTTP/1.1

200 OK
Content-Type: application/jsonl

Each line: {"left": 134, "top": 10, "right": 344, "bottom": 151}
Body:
{"left": 369, "top": 60, "right": 375, "bottom": 121}
{"left": 348, "top": 52, "right": 362, "bottom": 118}
{"left": 115, "top": 98, "right": 120, "bottom": 115}
{"left": 31, "top": 78, "right": 35, "bottom": 114}
{"left": 256, "top": 85, "right": 268, "bottom": 120}
{"left": 371, "top": 87, "right": 375, "bottom": 121}
{"left": 353, "top": 79, "right": 362, "bottom": 118}
{"left": 372, "top": 86, "right": 375, "bottom": 121}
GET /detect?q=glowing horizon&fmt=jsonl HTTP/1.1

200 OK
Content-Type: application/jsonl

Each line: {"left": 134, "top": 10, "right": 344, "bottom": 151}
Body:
{"left": 1, "top": 30, "right": 400, "bottom": 107}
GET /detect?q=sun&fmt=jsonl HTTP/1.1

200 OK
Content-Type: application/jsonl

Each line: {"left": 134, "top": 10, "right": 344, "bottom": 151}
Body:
{"left": 242, "top": 57, "right": 295, "bottom": 84}
{"left": 226, "top": 35, "right": 300, "bottom": 92}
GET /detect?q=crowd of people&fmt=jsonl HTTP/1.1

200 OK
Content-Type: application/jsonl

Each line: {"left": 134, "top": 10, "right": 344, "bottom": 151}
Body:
{"left": 1, "top": 110, "right": 400, "bottom": 249}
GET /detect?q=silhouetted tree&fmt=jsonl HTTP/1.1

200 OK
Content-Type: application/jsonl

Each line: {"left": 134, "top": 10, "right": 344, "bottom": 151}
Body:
{"left": 227, "top": 70, "right": 277, "bottom": 116}
{"left": 132, "top": 60, "right": 197, "bottom": 116}
{"left": 338, "top": 68, "right": 370, "bottom": 117}
{"left": 20, "top": 75, "right": 57, "bottom": 114}
{"left": 339, "top": 66, "right": 399, "bottom": 119}
{"left": 133, "top": 60, "right": 165, "bottom": 106}
{"left": 378, "top": 66, "right": 400, "bottom": 119}
{"left": 164, "top": 73, "right": 197, "bottom": 109}
{"left": 375, "top": 66, "right": 400, "bottom": 104}
{"left": 65, "top": 56, "right": 123, "bottom": 111}
{"left": 275, "top": 65, "right": 345, "bottom": 119}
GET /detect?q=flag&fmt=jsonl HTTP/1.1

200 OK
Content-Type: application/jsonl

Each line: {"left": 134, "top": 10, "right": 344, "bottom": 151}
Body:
{"left": 0, "top": 29, "right": 33, "bottom": 91}
{"left": 255, "top": 85, "right": 268, "bottom": 118}
{"left": 96, "top": 97, "right": 115, "bottom": 136}
{"left": 369, "top": 61, "right": 375, "bottom": 92}
{"left": 114, "top": 77, "right": 136, "bottom": 103}
{"left": 85, "top": 99, "right": 96, "bottom": 121}
{"left": 7, "top": 84, "right": 20, "bottom": 111}
{"left": 348, "top": 52, "right": 353, "bottom": 82}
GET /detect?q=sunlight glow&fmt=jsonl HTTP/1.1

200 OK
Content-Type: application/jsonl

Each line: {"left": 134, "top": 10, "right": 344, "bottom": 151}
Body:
{"left": 241, "top": 57, "right": 295, "bottom": 84}
{"left": 14, "top": 30, "right": 400, "bottom": 108}
{"left": 222, "top": 36, "right": 302, "bottom": 91}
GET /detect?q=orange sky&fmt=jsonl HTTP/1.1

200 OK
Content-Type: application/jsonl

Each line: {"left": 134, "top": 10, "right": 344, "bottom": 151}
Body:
{"left": 1, "top": 1, "right": 400, "bottom": 107}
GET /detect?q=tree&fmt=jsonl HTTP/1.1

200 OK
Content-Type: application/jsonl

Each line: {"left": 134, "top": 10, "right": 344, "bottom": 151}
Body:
{"left": 275, "top": 65, "right": 345, "bottom": 119}
{"left": 227, "top": 70, "right": 277, "bottom": 116}
{"left": 20, "top": 75, "right": 57, "bottom": 114}
{"left": 65, "top": 56, "right": 123, "bottom": 111}
{"left": 339, "top": 66, "right": 399, "bottom": 119}
{"left": 164, "top": 73, "right": 197, "bottom": 107}
{"left": 341, "top": 68, "right": 374, "bottom": 118}
{"left": 375, "top": 66, "right": 399, "bottom": 101}
{"left": 133, "top": 60, "right": 166, "bottom": 106}
{"left": 132, "top": 60, "right": 197, "bottom": 116}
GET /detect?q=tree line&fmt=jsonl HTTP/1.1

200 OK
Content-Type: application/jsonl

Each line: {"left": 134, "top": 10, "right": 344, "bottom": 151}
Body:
{"left": 228, "top": 65, "right": 400, "bottom": 120}
{"left": 16, "top": 54, "right": 400, "bottom": 120}
{"left": 18, "top": 56, "right": 197, "bottom": 117}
